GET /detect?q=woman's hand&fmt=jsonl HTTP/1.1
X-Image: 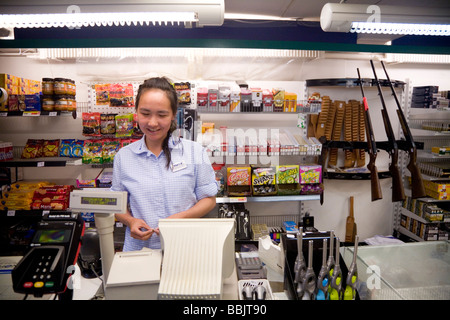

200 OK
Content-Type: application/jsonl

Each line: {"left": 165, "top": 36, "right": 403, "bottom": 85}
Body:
{"left": 129, "top": 218, "right": 155, "bottom": 240}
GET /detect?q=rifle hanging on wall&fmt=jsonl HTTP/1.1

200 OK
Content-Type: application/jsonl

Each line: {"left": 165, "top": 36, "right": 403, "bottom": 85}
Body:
{"left": 370, "top": 60, "right": 405, "bottom": 202}
{"left": 380, "top": 61, "right": 426, "bottom": 199}
{"left": 357, "top": 68, "right": 382, "bottom": 201}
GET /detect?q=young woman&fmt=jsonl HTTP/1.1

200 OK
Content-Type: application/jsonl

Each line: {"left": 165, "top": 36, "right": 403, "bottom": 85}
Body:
{"left": 111, "top": 77, "right": 218, "bottom": 251}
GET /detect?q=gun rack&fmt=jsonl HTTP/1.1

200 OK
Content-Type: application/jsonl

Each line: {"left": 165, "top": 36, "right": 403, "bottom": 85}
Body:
{"left": 306, "top": 78, "right": 406, "bottom": 89}
{"left": 319, "top": 138, "right": 424, "bottom": 180}
{"left": 320, "top": 139, "right": 424, "bottom": 153}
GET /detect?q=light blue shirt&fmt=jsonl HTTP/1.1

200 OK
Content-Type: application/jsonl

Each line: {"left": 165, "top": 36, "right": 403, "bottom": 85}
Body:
{"left": 111, "top": 135, "right": 218, "bottom": 251}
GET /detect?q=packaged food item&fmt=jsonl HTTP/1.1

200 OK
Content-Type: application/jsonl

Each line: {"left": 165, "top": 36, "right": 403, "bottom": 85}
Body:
{"left": 82, "top": 112, "right": 101, "bottom": 136}
{"left": 201, "top": 122, "right": 215, "bottom": 134}
{"left": 100, "top": 113, "right": 116, "bottom": 135}
{"left": 72, "top": 139, "right": 84, "bottom": 158}
{"left": 42, "top": 78, "right": 54, "bottom": 95}
{"left": 109, "top": 83, "right": 135, "bottom": 108}
{"left": 212, "top": 163, "right": 225, "bottom": 197}
{"left": 272, "top": 88, "right": 285, "bottom": 112}
{"left": 132, "top": 113, "right": 143, "bottom": 138}
{"left": 66, "top": 95, "right": 76, "bottom": 112}
{"left": 262, "top": 89, "right": 273, "bottom": 112}
{"left": 54, "top": 78, "right": 68, "bottom": 95}
{"left": 59, "top": 139, "right": 75, "bottom": 157}
{"left": 68, "top": 79, "right": 76, "bottom": 96}
{"left": 197, "top": 87, "right": 208, "bottom": 112}
{"left": 82, "top": 139, "right": 103, "bottom": 164}
{"left": 227, "top": 166, "right": 251, "bottom": 196}
{"left": 42, "top": 96, "right": 55, "bottom": 111}
{"left": 300, "top": 183, "right": 323, "bottom": 195}
{"left": 21, "top": 139, "right": 44, "bottom": 159}
{"left": 240, "top": 88, "right": 251, "bottom": 112}
{"left": 102, "top": 139, "right": 120, "bottom": 163}
{"left": 208, "top": 85, "right": 218, "bottom": 112}
{"left": 252, "top": 166, "right": 277, "bottom": 196}
{"left": 218, "top": 85, "right": 230, "bottom": 112}
{"left": 54, "top": 94, "right": 68, "bottom": 111}
{"left": 230, "top": 88, "right": 240, "bottom": 112}
{"left": 30, "top": 184, "right": 73, "bottom": 211}
{"left": 115, "top": 113, "right": 134, "bottom": 137}
{"left": 42, "top": 139, "right": 60, "bottom": 157}
{"left": 95, "top": 84, "right": 110, "bottom": 105}
{"left": 276, "top": 165, "right": 300, "bottom": 195}
{"left": 299, "top": 165, "right": 322, "bottom": 184}
{"left": 174, "top": 82, "right": 191, "bottom": 105}
{"left": 24, "top": 94, "right": 41, "bottom": 112}
{"left": 251, "top": 87, "right": 263, "bottom": 112}
{"left": 0, "top": 141, "right": 13, "bottom": 161}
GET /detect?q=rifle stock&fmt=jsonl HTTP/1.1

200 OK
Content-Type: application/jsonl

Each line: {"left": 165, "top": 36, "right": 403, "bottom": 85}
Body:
{"left": 388, "top": 148, "right": 406, "bottom": 202}
{"left": 406, "top": 147, "right": 426, "bottom": 199}
{"left": 365, "top": 106, "right": 382, "bottom": 201}
{"left": 367, "top": 156, "right": 382, "bottom": 201}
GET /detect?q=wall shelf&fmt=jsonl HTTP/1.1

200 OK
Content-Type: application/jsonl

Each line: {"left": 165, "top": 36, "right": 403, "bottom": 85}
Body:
{"left": 215, "top": 194, "right": 320, "bottom": 203}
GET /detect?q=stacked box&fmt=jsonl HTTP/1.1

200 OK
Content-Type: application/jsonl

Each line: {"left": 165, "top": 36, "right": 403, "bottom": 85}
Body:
{"left": 0, "top": 141, "right": 13, "bottom": 161}
{"left": 400, "top": 214, "right": 439, "bottom": 241}
{"left": 1, "top": 73, "right": 42, "bottom": 112}
{"left": 227, "top": 166, "right": 251, "bottom": 196}
{"left": 402, "top": 195, "right": 446, "bottom": 222}
{"left": 411, "top": 85, "right": 439, "bottom": 108}
{"left": 251, "top": 166, "right": 277, "bottom": 196}
{"left": 276, "top": 165, "right": 300, "bottom": 195}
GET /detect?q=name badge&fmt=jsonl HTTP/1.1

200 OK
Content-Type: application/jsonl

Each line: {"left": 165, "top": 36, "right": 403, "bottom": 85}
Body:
{"left": 171, "top": 160, "right": 187, "bottom": 172}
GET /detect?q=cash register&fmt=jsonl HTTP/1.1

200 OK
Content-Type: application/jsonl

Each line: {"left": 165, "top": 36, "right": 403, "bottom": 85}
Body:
{"left": 68, "top": 189, "right": 237, "bottom": 300}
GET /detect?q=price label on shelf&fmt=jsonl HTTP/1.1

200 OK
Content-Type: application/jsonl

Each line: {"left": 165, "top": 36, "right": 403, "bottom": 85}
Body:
{"left": 49, "top": 111, "right": 58, "bottom": 117}
{"left": 22, "top": 111, "right": 41, "bottom": 117}
{"left": 230, "top": 197, "right": 247, "bottom": 203}
{"left": 0, "top": 112, "right": 7, "bottom": 117}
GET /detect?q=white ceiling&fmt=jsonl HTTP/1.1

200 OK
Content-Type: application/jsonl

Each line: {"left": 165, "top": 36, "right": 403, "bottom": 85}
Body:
{"left": 224, "top": 0, "right": 450, "bottom": 21}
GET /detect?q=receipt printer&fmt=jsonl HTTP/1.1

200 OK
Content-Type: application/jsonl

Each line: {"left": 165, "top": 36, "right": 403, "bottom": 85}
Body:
{"left": 105, "top": 249, "right": 162, "bottom": 300}
{"left": 11, "top": 212, "right": 85, "bottom": 298}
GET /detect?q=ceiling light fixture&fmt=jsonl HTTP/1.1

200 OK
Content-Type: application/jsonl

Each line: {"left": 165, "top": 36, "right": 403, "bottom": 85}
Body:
{"left": 320, "top": 3, "right": 450, "bottom": 36}
{"left": 0, "top": 12, "right": 199, "bottom": 29}
{"left": 0, "top": 0, "right": 224, "bottom": 36}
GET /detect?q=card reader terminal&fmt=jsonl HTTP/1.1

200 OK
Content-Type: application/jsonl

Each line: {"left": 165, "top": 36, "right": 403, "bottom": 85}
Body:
{"left": 12, "top": 212, "right": 85, "bottom": 298}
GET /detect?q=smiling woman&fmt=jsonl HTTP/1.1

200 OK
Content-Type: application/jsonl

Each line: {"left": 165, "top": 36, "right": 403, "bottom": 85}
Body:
{"left": 111, "top": 77, "right": 219, "bottom": 251}
{"left": 135, "top": 79, "right": 178, "bottom": 163}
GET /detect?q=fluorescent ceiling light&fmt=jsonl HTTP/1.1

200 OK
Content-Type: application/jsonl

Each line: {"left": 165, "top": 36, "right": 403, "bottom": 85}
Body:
{"left": 0, "top": 0, "right": 224, "bottom": 28}
{"left": 320, "top": 3, "right": 450, "bottom": 36}
{"left": 0, "top": 12, "right": 199, "bottom": 28}
{"left": 351, "top": 22, "right": 449, "bottom": 36}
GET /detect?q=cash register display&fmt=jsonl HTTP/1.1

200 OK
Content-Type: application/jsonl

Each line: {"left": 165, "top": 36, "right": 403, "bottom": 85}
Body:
{"left": 81, "top": 196, "right": 117, "bottom": 206}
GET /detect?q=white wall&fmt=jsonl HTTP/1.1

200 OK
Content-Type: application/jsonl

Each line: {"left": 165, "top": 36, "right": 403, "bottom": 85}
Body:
{"left": 1, "top": 50, "right": 449, "bottom": 242}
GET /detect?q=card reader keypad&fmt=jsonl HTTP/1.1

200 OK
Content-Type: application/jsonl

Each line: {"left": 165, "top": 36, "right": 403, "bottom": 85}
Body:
{"left": 22, "top": 255, "right": 56, "bottom": 290}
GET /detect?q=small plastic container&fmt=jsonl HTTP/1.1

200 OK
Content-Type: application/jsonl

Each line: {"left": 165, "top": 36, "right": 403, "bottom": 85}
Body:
{"left": 42, "top": 78, "right": 54, "bottom": 95}
{"left": 41, "top": 95, "right": 55, "bottom": 111}
{"left": 54, "top": 78, "right": 68, "bottom": 95}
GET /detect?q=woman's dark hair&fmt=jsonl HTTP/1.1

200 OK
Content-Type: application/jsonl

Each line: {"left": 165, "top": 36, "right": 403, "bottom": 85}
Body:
{"left": 135, "top": 77, "right": 178, "bottom": 169}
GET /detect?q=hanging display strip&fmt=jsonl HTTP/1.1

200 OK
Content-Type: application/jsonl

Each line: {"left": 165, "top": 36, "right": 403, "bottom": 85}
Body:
{"left": 87, "top": 81, "right": 141, "bottom": 115}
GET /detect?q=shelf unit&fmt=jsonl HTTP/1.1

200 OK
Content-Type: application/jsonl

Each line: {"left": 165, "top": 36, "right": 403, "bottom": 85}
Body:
{"left": 395, "top": 107, "right": 450, "bottom": 241}
{"left": 196, "top": 90, "right": 322, "bottom": 227}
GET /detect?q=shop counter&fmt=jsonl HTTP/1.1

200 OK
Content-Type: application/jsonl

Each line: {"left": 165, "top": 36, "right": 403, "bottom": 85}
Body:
{"left": 341, "top": 240, "right": 450, "bottom": 300}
